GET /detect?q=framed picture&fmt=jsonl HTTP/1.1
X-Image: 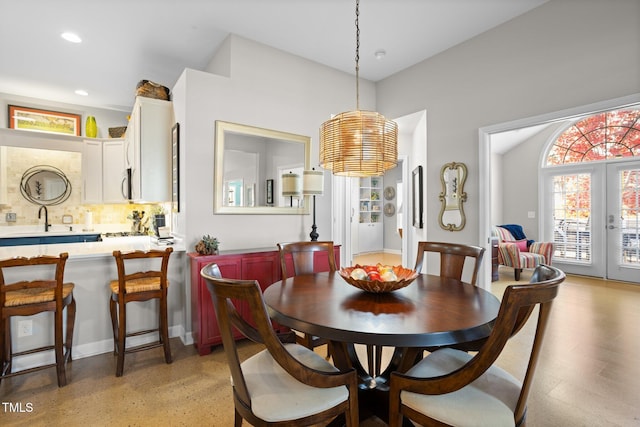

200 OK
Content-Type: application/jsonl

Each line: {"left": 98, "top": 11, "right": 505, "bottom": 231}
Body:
{"left": 171, "top": 123, "right": 180, "bottom": 212}
{"left": 8, "top": 105, "right": 81, "bottom": 136}
{"left": 412, "top": 165, "right": 423, "bottom": 228}
{"left": 266, "top": 179, "right": 274, "bottom": 205}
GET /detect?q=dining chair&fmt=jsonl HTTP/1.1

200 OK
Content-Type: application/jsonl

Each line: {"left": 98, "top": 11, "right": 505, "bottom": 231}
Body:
{"left": 109, "top": 247, "right": 173, "bottom": 377}
{"left": 0, "top": 253, "right": 76, "bottom": 387}
{"left": 388, "top": 264, "right": 565, "bottom": 427}
{"left": 414, "top": 241, "right": 485, "bottom": 285}
{"left": 277, "top": 241, "right": 337, "bottom": 354}
{"left": 200, "top": 263, "right": 359, "bottom": 427}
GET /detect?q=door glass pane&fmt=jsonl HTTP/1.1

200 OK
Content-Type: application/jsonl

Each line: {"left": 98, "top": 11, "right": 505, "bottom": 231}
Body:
{"left": 553, "top": 174, "right": 591, "bottom": 263}
{"left": 620, "top": 169, "right": 640, "bottom": 266}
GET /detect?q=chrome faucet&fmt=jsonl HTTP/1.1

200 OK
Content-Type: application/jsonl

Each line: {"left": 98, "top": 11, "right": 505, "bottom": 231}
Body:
{"left": 38, "top": 205, "right": 50, "bottom": 232}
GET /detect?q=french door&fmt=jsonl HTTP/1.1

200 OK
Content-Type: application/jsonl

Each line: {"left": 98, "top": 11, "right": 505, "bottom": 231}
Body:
{"left": 606, "top": 161, "right": 640, "bottom": 282}
{"left": 543, "top": 161, "right": 640, "bottom": 283}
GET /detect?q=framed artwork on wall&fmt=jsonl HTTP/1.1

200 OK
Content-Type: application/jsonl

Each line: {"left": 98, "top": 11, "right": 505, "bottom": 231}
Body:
{"left": 412, "top": 165, "right": 423, "bottom": 228}
{"left": 8, "top": 105, "right": 81, "bottom": 136}
{"left": 171, "top": 122, "right": 180, "bottom": 212}
{"left": 266, "top": 179, "right": 274, "bottom": 205}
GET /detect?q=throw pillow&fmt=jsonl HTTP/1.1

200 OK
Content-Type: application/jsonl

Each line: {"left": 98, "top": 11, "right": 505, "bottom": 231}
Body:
{"left": 515, "top": 239, "right": 529, "bottom": 252}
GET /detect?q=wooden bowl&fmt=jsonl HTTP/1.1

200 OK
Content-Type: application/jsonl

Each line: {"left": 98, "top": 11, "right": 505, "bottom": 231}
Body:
{"left": 339, "top": 265, "right": 419, "bottom": 293}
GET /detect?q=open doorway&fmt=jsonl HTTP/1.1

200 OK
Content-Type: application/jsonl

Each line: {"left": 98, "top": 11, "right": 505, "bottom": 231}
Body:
{"left": 335, "top": 110, "right": 426, "bottom": 269}
{"left": 479, "top": 94, "right": 640, "bottom": 286}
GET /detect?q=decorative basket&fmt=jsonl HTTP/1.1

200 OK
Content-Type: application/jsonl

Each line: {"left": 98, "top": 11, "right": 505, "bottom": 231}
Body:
{"left": 339, "top": 265, "right": 418, "bottom": 293}
{"left": 135, "top": 80, "right": 170, "bottom": 101}
{"left": 108, "top": 126, "right": 127, "bottom": 138}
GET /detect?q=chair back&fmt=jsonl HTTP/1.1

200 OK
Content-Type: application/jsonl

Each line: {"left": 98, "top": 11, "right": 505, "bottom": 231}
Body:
{"left": 277, "top": 241, "right": 337, "bottom": 279}
{"left": 414, "top": 241, "right": 485, "bottom": 285}
{"left": 0, "top": 253, "right": 69, "bottom": 314}
{"left": 112, "top": 248, "right": 172, "bottom": 298}
{"left": 200, "top": 262, "right": 358, "bottom": 422}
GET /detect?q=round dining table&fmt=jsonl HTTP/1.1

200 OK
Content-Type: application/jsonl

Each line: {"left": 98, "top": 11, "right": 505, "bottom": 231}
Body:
{"left": 264, "top": 270, "right": 500, "bottom": 349}
{"left": 263, "top": 271, "right": 501, "bottom": 424}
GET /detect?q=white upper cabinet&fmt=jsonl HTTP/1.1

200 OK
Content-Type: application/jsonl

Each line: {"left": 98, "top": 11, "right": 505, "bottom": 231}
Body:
{"left": 102, "top": 139, "right": 127, "bottom": 203}
{"left": 125, "top": 96, "right": 173, "bottom": 203}
{"left": 82, "top": 139, "right": 103, "bottom": 204}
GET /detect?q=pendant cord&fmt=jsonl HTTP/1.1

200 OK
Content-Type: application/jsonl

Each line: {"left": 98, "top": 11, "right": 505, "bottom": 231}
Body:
{"left": 355, "top": 0, "right": 360, "bottom": 111}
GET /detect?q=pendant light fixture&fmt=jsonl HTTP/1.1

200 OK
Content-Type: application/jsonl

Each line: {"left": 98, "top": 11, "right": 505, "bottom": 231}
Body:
{"left": 320, "top": 0, "right": 398, "bottom": 177}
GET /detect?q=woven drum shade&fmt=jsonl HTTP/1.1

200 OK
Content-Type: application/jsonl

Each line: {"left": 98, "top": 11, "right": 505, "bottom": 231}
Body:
{"left": 320, "top": 110, "right": 398, "bottom": 177}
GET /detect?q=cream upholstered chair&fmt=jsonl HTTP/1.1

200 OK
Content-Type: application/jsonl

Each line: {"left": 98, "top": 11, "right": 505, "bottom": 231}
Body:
{"left": 414, "top": 241, "right": 485, "bottom": 284}
{"left": 0, "top": 253, "right": 76, "bottom": 387}
{"left": 414, "top": 241, "right": 487, "bottom": 353}
{"left": 493, "top": 225, "right": 554, "bottom": 281}
{"left": 388, "top": 264, "right": 565, "bottom": 427}
{"left": 109, "top": 247, "right": 173, "bottom": 377}
{"left": 277, "top": 241, "right": 337, "bottom": 354}
{"left": 200, "top": 263, "right": 358, "bottom": 426}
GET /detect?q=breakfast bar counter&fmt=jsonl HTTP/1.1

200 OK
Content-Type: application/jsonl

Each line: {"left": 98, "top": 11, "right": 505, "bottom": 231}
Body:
{"left": 2, "top": 236, "right": 187, "bottom": 373}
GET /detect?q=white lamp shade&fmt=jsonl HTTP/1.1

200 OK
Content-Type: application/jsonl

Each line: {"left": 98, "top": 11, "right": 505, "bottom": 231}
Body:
{"left": 282, "top": 172, "right": 302, "bottom": 196}
{"left": 303, "top": 169, "right": 324, "bottom": 195}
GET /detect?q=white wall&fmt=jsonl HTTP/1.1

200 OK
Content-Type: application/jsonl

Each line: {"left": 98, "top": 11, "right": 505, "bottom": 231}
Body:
{"left": 501, "top": 122, "right": 566, "bottom": 240}
{"left": 174, "top": 35, "right": 378, "bottom": 253}
{"left": 376, "top": 0, "right": 640, "bottom": 275}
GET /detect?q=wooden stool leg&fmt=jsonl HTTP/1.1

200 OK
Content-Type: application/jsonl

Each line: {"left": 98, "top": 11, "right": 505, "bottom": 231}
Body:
{"left": 0, "top": 318, "right": 10, "bottom": 381}
{"left": 54, "top": 307, "right": 67, "bottom": 387}
{"left": 116, "top": 301, "right": 127, "bottom": 377}
{"left": 160, "top": 294, "right": 172, "bottom": 364}
{"left": 109, "top": 296, "right": 118, "bottom": 356}
{"left": 65, "top": 297, "right": 77, "bottom": 362}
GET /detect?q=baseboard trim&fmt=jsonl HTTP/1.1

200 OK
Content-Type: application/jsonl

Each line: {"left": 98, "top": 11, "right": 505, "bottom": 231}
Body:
{"left": 9, "top": 325, "right": 190, "bottom": 372}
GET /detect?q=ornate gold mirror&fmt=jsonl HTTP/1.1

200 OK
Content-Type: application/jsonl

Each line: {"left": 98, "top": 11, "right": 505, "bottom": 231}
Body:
{"left": 214, "top": 121, "right": 311, "bottom": 214}
{"left": 438, "top": 162, "right": 467, "bottom": 231}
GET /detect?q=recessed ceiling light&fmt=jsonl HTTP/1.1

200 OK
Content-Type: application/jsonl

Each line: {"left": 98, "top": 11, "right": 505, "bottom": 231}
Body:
{"left": 61, "top": 32, "right": 82, "bottom": 43}
{"left": 75, "top": 89, "right": 89, "bottom": 96}
{"left": 374, "top": 49, "right": 386, "bottom": 60}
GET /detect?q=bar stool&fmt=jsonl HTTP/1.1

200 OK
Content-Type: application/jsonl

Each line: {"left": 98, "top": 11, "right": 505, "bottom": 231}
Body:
{"left": 0, "top": 253, "right": 76, "bottom": 387}
{"left": 109, "top": 247, "right": 173, "bottom": 377}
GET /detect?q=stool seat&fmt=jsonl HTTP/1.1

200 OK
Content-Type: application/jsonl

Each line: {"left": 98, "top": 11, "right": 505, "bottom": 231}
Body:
{"left": 5, "top": 283, "right": 74, "bottom": 307}
{"left": 109, "top": 277, "right": 168, "bottom": 294}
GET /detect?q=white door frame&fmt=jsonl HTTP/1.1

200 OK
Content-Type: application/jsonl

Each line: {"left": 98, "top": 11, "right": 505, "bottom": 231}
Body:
{"left": 479, "top": 93, "right": 640, "bottom": 287}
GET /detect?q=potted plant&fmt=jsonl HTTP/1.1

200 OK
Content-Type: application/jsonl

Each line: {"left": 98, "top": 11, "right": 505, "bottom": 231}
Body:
{"left": 195, "top": 235, "right": 220, "bottom": 255}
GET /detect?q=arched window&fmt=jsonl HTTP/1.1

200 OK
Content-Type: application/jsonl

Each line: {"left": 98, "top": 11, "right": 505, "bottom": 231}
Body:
{"left": 546, "top": 109, "right": 640, "bottom": 165}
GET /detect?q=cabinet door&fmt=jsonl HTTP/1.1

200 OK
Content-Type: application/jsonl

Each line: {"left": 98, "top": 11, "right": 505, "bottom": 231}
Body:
{"left": 241, "top": 253, "right": 282, "bottom": 330}
{"left": 359, "top": 222, "right": 383, "bottom": 253}
{"left": 82, "top": 139, "right": 102, "bottom": 203}
{"left": 102, "top": 139, "right": 127, "bottom": 203}
{"left": 191, "top": 255, "right": 243, "bottom": 355}
{"left": 126, "top": 97, "right": 172, "bottom": 202}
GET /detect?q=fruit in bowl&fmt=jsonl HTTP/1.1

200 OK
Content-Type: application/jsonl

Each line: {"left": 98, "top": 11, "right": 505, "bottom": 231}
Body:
{"left": 340, "top": 264, "right": 418, "bottom": 293}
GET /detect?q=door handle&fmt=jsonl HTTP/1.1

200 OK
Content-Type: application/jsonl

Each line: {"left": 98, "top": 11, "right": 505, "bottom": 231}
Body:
{"left": 608, "top": 225, "right": 618, "bottom": 229}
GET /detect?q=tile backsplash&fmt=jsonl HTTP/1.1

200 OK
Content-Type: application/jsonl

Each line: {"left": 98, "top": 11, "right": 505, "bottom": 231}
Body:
{"left": 0, "top": 146, "right": 168, "bottom": 231}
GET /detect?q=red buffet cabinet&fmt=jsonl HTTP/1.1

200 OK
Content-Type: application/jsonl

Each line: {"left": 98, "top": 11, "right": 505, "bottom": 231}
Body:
{"left": 188, "top": 246, "right": 340, "bottom": 355}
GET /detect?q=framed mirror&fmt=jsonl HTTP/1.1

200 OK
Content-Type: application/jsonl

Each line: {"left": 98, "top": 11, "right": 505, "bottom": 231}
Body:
{"left": 20, "top": 165, "right": 72, "bottom": 205}
{"left": 438, "top": 162, "right": 467, "bottom": 231}
{"left": 214, "top": 121, "right": 311, "bottom": 214}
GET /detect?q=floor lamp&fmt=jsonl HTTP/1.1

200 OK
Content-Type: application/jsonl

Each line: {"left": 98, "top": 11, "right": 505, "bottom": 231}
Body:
{"left": 303, "top": 168, "right": 324, "bottom": 241}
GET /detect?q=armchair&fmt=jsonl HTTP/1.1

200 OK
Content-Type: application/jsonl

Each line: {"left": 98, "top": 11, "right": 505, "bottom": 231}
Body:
{"left": 492, "top": 224, "right": 554, "bottom": 281}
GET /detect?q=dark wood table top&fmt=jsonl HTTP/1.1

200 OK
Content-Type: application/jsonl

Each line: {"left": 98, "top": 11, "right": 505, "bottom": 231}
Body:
{"left": 264, "top": 271, "right": 500, "bottom": 348}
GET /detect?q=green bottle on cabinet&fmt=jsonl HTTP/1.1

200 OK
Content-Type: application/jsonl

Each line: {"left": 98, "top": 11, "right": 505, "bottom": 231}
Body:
{"left": 86, "top": 116, "right": 97, "bottom": 138}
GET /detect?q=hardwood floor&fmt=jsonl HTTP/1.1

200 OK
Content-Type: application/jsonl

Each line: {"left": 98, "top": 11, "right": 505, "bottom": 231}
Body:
{"left": 1, "top": 266, "right": 639, "bottom": 426}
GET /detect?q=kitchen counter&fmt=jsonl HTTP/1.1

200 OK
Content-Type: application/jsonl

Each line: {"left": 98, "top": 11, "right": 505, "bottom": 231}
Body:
{"left": 0, "top": 235, "right": 186, "bottom": 258}
{"left": 4, "top": 235, "right": 188, "bottom": 372}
